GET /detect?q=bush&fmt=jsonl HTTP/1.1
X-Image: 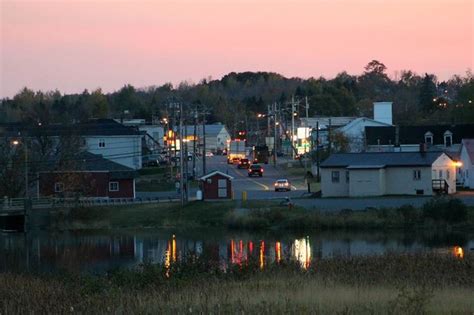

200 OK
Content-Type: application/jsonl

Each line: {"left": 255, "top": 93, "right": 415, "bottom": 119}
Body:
{"left": 422, "top": 198, "right": 467, "bottom": 224}
{"left": 396, "top": 205, "right": 419, "bottom": 227}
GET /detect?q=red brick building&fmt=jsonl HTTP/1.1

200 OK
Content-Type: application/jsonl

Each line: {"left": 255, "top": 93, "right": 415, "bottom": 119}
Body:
{"left": 38, "top": 152, "right": 136, "bottom": 199}
{"left": 199, "top": 171, "right": 233, "bottom": 200}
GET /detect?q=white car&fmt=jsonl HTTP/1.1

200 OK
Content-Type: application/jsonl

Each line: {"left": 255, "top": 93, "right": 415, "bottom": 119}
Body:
{"left": 274, "top": 179, "right": 291, "bottom": 192}
{"left": 205, "top": 151, "right": 214, "bottom": 157}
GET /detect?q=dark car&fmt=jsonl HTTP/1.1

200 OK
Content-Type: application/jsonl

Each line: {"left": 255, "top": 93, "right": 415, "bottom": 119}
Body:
{"left": 248, "top": 164, "right": 263, "bottom": 177}
{"left": 238, "top": 158, "right": 250, "bottom": 169}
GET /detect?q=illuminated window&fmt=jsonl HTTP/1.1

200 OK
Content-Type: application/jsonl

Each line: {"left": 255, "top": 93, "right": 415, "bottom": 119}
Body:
{"left": 109, "top": 181, "right": 119, "bottom": 192}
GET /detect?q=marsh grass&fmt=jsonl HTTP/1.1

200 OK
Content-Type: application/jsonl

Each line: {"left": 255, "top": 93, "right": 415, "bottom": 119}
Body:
{"left": 1, "top": 253, "right": 473, "bottom": 314}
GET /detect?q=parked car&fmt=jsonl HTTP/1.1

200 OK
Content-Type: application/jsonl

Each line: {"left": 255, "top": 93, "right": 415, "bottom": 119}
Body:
{"left": 274, "top": 179, "right": 291, "bottom": 192}
{"left": 205, "top": 151, "right": 214, "bottom": 157}
{"left": 237, "top": 158, "right": 250, "bottom": 169}
{"left": 248, "top": 164, "right": 263, "bottom": 177}
{"left": 142, "top": 155, "right": 161, "bottom": 167}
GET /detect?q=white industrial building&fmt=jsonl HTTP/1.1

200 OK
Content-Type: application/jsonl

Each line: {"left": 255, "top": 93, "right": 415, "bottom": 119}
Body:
{"left": 182, "top": 124, "right": 231, "bottom": 153}
{"left": 320, "top": 152, "right": 456, "bottom": 197}
{"left": 300, "top": 102, "right": 393, "bottom": 153}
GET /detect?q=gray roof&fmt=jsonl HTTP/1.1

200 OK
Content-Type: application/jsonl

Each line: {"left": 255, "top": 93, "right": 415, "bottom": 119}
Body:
{"left": 41, "top": 151, "right": 137, "bottom": 178}
{"left": 320, "top": 152, "right": 447, "bottom": 168}
{"left": 178, "top": 124, "right": 229, "bottom": 137}
{"left": 0, "top": 119, "right": 141, "bottom": 137}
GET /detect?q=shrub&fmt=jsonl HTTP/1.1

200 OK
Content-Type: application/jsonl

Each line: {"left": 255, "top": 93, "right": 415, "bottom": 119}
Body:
{"left": 422, "top": 198, "right": 468, "bottom": 224}
{"left": 396, "top": 205, "right": 419, "bottom": 227}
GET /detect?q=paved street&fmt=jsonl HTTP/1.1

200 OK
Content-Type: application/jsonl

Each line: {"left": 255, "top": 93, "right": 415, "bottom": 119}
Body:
{"left": 293, "top": 193, "right": 474, "bottom": 212}
{"left": 137, "top": 155, "right": 307, "bottom": 201}
{"left": 204, "top": 155, "right": 308, "bottom": 200}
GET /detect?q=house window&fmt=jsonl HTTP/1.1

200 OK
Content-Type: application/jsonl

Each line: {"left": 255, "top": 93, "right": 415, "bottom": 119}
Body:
{"left": 447, "top": 170, "right": 450, "bottom": 180}
{"left": 444, "top": 131, "right": 452, "bottom": 147}
{"left": 98, "top": 139, "right": 106, "bottom": 148}
{"left": 331, "top": 171, "right": 340, "bottom": 183}
{"left": 413, "top": 170, "right": 421, "bottom": 180}
{"left": 109, "top": 181, "right": 119, "bottom": 192}
{"left": 54, "top": 182, "right": 64, "bottom": 193}
{"left": 424, "top": 132, "right": 433, "bottom": 145}
{"left": 346, "top": 171, "right": 350, "bottom": 183}
{"left": 439, "top": 170, "right": 443, "bottom": 179}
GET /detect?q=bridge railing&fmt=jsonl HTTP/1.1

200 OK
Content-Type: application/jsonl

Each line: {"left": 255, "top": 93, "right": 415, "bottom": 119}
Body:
{"left": 1, "top": 196, "right": 185, "bottom": 212}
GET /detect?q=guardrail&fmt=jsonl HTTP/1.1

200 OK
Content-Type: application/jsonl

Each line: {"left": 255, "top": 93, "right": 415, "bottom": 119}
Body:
{"left": 0, "top": 196, "right": 185, "bottom": 212}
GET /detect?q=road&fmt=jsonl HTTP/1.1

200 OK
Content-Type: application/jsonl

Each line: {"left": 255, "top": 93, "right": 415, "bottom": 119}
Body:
{"left": 137, "top": 155, "right": 307, "bottom": 201}
{"left": 205, "top": 155, "right": 307, "bottom": 200}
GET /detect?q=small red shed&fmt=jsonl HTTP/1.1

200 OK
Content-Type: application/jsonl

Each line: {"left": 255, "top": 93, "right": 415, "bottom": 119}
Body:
{"left": 199, "top": 171, "right": 234, "bottom": 200}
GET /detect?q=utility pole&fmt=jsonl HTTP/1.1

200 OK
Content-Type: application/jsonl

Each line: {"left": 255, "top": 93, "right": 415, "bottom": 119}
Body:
{"left": 316, "top": 121, "right": 320, "bottom": 181}
{"left": 202, "top": 111, "right": 207, "bottom": 176}
{"left": 291, "top": 96, "right": 296, "bottom": 159}
{"left": 23, "top": 134, "right": 29, "bottom": 232}
{"left": 192, "top": 107, "right": 197, "bottom": 179}
{"left": 267, "top": 104, "right": 271, "bottom": 137}
{"left": 305, "top": 96, "right": 309, "bottom": 120}
{"left": 273, "top": 103, "right": 277, "bottom": 166}
{"left": 179, "top": 102, "right": 185, "bottom": 206}
{"left": 328, "top": 118, "right": 332, "bottom": 155}
{"left": 184, "top": 113, "right": 189, "bottom": 203}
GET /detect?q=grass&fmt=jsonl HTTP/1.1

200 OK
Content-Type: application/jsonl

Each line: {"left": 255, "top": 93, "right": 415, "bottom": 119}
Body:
{"left": 135, "top": 180, "right": 175, "bottom": 191}
{"left": 1, "top": 253, "right": 473, "bottom": 314}
{"left": 58, "top": 197, "right": 474, "bottom": 231}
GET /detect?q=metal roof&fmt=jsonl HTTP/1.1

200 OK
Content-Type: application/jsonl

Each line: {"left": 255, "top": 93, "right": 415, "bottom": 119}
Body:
{"left": 320, "top": 152, "right": 447, "bottom": 168}
{"left": 40, "top": 151, "right": 137, "bottom": 177}
{"left": 0, "top": 119, "right": 141, "bottom": 137}
{"left": 199, "top": 170, "right": 234, "bottom": 180}
{"left": 365, "top": 124, "right": 474, "bottom": 146}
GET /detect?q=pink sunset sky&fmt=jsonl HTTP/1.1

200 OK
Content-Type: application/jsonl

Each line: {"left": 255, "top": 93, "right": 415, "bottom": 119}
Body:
{"left": 1, "top": 0, "right": 473, "bottom": 98}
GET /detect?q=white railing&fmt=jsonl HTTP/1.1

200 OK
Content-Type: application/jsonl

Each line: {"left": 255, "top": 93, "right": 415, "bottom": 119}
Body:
{"left": 0, "top": 196, "right": 183, "bottom": 212}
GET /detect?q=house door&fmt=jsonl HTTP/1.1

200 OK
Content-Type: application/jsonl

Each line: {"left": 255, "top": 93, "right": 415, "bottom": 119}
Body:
{"left": 218, "top": 179, "right": 227, "bottom": 198}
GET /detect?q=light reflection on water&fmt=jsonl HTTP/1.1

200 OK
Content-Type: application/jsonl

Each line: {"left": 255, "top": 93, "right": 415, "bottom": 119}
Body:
{"left": 0, "top": 230, "right": 472, "bottom": 274}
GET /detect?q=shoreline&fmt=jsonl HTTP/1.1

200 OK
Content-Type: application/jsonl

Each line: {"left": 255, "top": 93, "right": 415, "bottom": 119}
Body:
{"left": 44, "top": 197, "right": 474, "bottom": 232}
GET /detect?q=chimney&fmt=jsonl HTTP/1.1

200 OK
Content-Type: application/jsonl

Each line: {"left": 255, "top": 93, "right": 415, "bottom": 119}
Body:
{"left": 395, "top": 125, "right": 400, "bottom": 147}
{"left": 419, "top": 143, "right": 427, "bottom": 153}
{"left": 373, "top": 102, "right": 393, "bottom": 125}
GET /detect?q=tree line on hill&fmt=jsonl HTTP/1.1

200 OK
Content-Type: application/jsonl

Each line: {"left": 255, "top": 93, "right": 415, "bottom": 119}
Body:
{"left": 1, "top": 60, "right": 473, "bottom": 135}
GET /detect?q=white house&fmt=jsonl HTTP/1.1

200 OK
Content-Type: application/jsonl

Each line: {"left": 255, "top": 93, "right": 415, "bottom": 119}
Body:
{"left": 1, "top": 119, "right": 143, "bottom": 170}
{"left": 459, "top": 139, "right": 474, "bottom": 189}
{"left": 80, "top": 119, "right": 143, "bottom": 170}
{"left": 320, "top": 152, "right": 456, "bottom": 197}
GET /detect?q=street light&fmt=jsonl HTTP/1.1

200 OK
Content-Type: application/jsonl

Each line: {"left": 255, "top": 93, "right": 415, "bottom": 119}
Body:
{"left": 11, "top": 138, "right": 28, "bottom": 199}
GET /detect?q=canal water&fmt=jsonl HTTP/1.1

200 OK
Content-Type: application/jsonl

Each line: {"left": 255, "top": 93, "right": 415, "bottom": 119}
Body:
{"left": 1, "top": 229, "right": 472, "bottom": 274}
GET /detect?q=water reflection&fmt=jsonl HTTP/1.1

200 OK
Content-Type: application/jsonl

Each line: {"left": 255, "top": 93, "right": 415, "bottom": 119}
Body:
{"left": 0, "top": 230, "right": 472, "bottom": 274}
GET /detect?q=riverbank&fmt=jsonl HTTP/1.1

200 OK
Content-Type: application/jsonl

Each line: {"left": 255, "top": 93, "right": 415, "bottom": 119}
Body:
{"left": 1, "top": 253, "right": 472, "bottom": 313}
{"left": 54, "top": 197, "right": 474, "bottom": 231}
